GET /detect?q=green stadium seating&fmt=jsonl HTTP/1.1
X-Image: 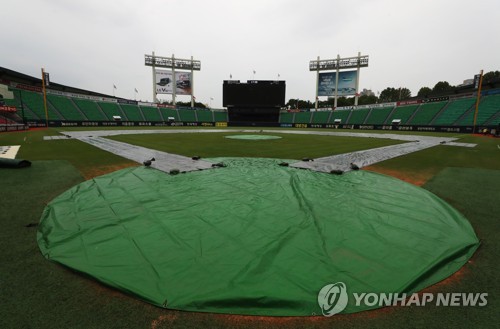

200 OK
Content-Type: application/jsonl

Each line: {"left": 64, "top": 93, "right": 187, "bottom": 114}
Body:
{"left": 0, "top": 90, "right": 37, "bottom": 120}
{"left": 294, "top": 111, "right": 312, "bottom": 124}
{"left": 409, "top": 102, "right": 446, "bottom": 125}
{"left": 140, "top": 106, "right": 162, "bottom": 121}
{"left": 178, "top": 109, "right": 197, "bottom": 122}
{"left": 387, "top": 105, "right": 419, "bottom": 124}
{"left": 120, "top": 104, "right": 143, "bottom": 121}
{"left": 214, "top": 111, "right": 228, "bottom": 122}
{"left": 196, "top": 110, "right": 213, "bottom": 122}
{"left": 347, "top": 108, "right": 370, "bottom": 124}
{"left": 433, "top": 98, "right": 475, "bottom": 125}
{"left": 98, "top": 102, "right": 123, "bottom": 120}
{"left": 279, "top": 112, "right": 294, "bottom": 123}
{"left": 73, "top": 99, "right": 107, "bottom": 121}
{"left": 456, "top": 95, "right": 500, "bottom": 126}
{"left": 329, "top": 110, "right": 350, "bottom": 124}
{"left": 311, "top": 111, "right": 330, "bottom": 124}
{"left": 7, "top": 81, "right": 497, "bottom": 129}
{"left": 365, "top": 106, "right": 394, "bottom": 125}
{"left": 48, "top": 95, "right": 86, "bottom": 120}
{"left": 489, "top": 114, "right": 500, "bottom": 125}
{"left": 21, "top": 90, "right": 61, "bottom": 120}
{"left": 158, "top": 107, "right": 179, "bottom": 121}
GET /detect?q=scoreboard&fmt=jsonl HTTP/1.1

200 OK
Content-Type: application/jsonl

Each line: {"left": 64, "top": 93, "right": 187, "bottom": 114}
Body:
{"left": 223, "top": 80, "right": 286, "bottom": 108}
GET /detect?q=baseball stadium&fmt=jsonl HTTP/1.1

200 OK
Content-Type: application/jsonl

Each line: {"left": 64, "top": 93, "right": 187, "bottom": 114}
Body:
{"left": 1, "top": 56, "right": 499, "bottom": 329}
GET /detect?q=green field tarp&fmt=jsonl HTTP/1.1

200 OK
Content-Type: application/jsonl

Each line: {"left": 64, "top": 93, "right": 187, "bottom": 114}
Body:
{"left": 37, "top": 158, "right": 479, "bottom": 316}
{"left": 0, "top": 158, "right": 31, "bottom": 168}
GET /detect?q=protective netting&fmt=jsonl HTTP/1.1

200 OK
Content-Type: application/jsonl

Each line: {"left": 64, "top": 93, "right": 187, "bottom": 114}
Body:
{"left": 38, "top": 158, "right": 479, "bottom": 316}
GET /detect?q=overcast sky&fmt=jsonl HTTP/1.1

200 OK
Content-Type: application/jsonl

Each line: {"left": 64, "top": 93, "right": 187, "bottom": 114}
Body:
{"left": 1, "top": 0, "right": 499, "bottom": 107}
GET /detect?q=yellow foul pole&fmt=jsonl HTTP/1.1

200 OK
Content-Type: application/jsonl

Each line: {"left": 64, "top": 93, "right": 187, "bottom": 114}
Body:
{"left": 472, "top": 70, "right": 483, "bottom": 134}
{"left": 41, "top": 68, "right": 49, "bottom": 127}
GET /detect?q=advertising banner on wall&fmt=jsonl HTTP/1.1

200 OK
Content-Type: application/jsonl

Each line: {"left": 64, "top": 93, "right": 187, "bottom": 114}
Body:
{"left": 155, "top": 70, "right": 192, "bottom": 95}
{"left": 318, "top": 70, "right": 357, "bottom": 96}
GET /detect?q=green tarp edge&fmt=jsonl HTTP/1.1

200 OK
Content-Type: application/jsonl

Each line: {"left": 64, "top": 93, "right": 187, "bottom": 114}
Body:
{"left": 0, "top": 157, "right": 31, "bottom": 168}
{"left": 37, "top": 158, "right": 479, "bottom": 316}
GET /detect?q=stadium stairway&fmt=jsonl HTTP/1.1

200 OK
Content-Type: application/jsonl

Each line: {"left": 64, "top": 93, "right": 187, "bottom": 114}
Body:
{"left": 485, "top": 110, "right": 500, "bottom": 125}
{"left": 330, "top": 109, "right": 350, "bottom": 124}
{"left": 431, "top": 98, "right": 475, "bottom": 126}
{"left": 404, "top": 104, "right": 421, "bottom": 124}
{"left": 47, "top": 95, "right": 86, "bottom": 121}
{"left": 409, "top": 102, "right": 447, "bottom": 126}
{"left": 70, "top": 98, "right": 89, "bottom": 120}
{"left": 456, "top": 94, "right": 500, "bottom": 126}
{"left": 387, "top": 105, "right": 419, "bottom": 125}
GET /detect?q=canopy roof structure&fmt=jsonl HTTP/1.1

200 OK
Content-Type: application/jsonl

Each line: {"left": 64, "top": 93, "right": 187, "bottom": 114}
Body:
{"left": 38, "top": 158, "right": 479, "bottom": 316}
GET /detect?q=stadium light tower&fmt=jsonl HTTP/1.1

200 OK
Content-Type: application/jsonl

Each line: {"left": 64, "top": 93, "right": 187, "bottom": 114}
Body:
{"left": 145, "top": 52, "right": 201, "bottom": 106}
{"left": 310, "top": 52, "right": 369, "bottom": 109}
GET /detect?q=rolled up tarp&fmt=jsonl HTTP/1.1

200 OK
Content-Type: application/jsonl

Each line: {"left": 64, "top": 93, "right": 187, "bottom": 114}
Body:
{"left": 0, "top": 158, "right": 31, "bottom": 168}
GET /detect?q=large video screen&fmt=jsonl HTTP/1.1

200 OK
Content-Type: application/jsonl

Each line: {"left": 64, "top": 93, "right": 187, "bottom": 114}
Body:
{"left": 223, "top": 80, "right": 286, "bottom": 107}
{"left": 155, "top": 69, "right": 192, "bottom": 95}
{"left": 318, "top": 70, "right": 357, "bottom": 96}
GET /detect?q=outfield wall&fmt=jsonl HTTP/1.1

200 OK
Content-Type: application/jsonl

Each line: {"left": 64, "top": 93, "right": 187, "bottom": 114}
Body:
{"left": 24, "top": 119, "right": 495, "bottom": 134}
{"left": 0, "top": 124, "right": 29, "bottom": 132}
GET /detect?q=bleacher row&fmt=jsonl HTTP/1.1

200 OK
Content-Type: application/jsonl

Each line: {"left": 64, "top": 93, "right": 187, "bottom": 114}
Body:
{"left": 3, "top": 88, "right": 228, "bottom": 123}
{"left": 280, "top": 95, "right": 500, "bottom": 126}
{"left": 2, "top": 88, "right": 500, "bottom": 126}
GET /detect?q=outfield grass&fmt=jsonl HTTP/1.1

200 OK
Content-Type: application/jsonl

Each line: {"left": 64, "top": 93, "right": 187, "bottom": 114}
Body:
{"left": 0, "top": 127, "right": 498, "bottom": 329}
{"left": 107, "top": 131, "right": 405, "bottom": 159}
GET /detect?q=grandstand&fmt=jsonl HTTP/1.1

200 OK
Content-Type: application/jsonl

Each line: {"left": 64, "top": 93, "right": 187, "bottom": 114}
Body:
{"left": 328, "top": 109, "right": 350, "bottom": 124}
{"left": 178, "top": 108, "right": 197, "bottom": 122}
{"left": 139, "top": 105, "right": 162, "bottom": 121}
{"left": 120, "top": 104, "right": 144, "bottom": 121}
{"left": 387, "top": 104, "right": 419, "bottom": 125}
{"left": 157, "top": 106, "right": 179, "bottom": 121}
{"left": 294, "top": 111, "right": 312, "bottom": 124}
{"left": 345, "top": 108, "right": 370, "bottom": 124}
{"left": 365, "top": 106, "right": 394, "bottom": 125}
{"left": 98, "top": 101, "right": 123, "bottom": 121}
{"left": 72, "top": 98, "right": 106, "bottom": 121}
{"left": 196, "top": 109, "right": 214, "bottom": 122}
{"left": 457, "top": 94, "right": 500, "bottom": 126}
{"left": 408, "top": 102, "right": 447, "bottom": 125}
{"left": 310, "top": 111, "right": 329, "bottom": 124}
{"left": 1, "top": 67, "right": 499, "bottom": 132}
{"left": 432, "top": 97, "right": 475, "bottom": 126}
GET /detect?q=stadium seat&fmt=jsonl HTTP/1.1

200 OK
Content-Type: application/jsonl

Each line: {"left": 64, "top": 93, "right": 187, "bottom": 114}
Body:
{"left": 347, "top": 108, "right": 370, "bottom": 124}
{"left": 213, "top": 111, "right": 228, "bottom": 122}
{"left": 178, "top": 109, "right": 197, "bottom": 122}
{"left": 120, "top": 104, "right": 144, "bottom": 121}
{"left": 196, "top": 110, "right": 214, "bottom": 122}
{"left": 387, "top": 105, "right": 419, "bottom": 125}
{"left": 311, "top": 111, "right": 330, "bottom": 124}
{"left": 433, "top": 98, "right": 475, "bottom": 125}
{"left": 329, "top": 110, "right": 350, "bottom": 124}
{"left": 73, "top": 99, "right": 107, "bottom": 121}
{"left": 294, "top": 111, "right": 312, "bottom": 124}
{"left": 409, "top": 102, "right": 447, "bottom": 125}
{"left": 98, "top": 102, "right": 124, "bottom": 121}
{"left": 365, "top": 106, "right": 394, "bottom": 125}
{"left": 456, "top": 94, "right": 500, "bottom": 126}
{"left": 48, "top": 94, "right": 86, "bottom": 120}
